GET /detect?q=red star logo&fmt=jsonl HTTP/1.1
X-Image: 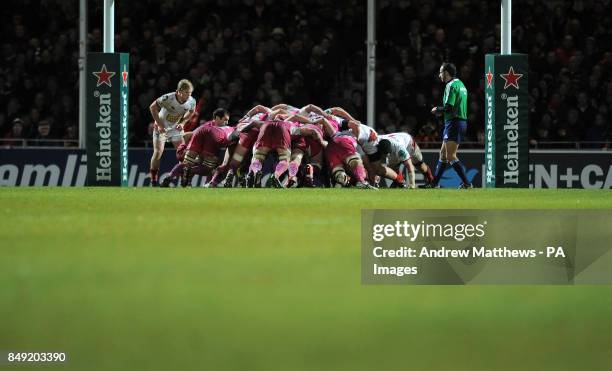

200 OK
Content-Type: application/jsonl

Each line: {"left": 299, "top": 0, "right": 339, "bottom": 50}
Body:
{"left": 121, "top": 65, "right": 128, "bottom": 87}
{"left": 485, "top": 67, "right": 493, "bottom": 89}
{"left": 499, "top": 66, "right": 523, "bottom": 90}
{"left": 92, "top": 64, "right": 115, "bottom": 87}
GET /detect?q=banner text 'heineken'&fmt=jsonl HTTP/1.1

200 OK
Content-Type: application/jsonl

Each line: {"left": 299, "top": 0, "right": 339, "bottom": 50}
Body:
{"left": 484, "top": 54, "right": 529, "bottom": 187}
{"left": 86, "top": 53, "right": 129, "bottom": 186}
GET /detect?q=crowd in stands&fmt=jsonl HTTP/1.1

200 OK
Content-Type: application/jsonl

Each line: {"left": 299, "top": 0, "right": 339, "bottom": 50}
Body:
{"left": 1, "top": 0, "right": 610, "bottom": 148}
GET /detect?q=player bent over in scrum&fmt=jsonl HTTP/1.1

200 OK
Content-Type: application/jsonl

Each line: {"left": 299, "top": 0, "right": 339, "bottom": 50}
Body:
{"left": 296, "top": 105, "right": 359, "bottom": 186}
{"left": 181, "top": 108, "right": 238, "bottom": 187}
{"left": 245, "top": 115, "right": 327, "bottom": 188}
{"left": 287, "top": 123, "right": 326, "bottom": 188}
{"left": 160, "top": 140, "right": 211, "bottom": 187}
{"left": 275, "top": 108, "right": 327, "bottom": 188}
{"left": 376, "top": 132, "right": 434, "bottom": 188}
{"left": 321, "top": 106, "right": 404, "bottom": 187}
{"left": 325, "top": 133, "right": 377, "bottom": 189}
{"left": 207, "top": 105, "right": 272, "bottom": 187}
{"left": 148, "top": 79, "right": 196, "bottom": 186}
{"left": 315, "top": 114, "right": 375, "bottom": 189}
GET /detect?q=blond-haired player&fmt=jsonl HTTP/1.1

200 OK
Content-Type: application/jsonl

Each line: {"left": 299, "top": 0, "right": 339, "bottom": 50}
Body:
{"left": 148, "top": 79, "right": 196, "bottom": 186}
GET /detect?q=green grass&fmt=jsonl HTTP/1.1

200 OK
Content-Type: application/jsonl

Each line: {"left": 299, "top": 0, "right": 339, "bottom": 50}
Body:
{"left": 1, "top": 188, "right": 611, "bottom": 371}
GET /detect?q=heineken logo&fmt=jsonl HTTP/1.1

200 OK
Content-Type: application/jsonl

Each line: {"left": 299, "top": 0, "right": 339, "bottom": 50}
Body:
{"left": 485, "top": 93, "right": 494, "bottom": 183}
{"left": 121, "top": 64, "right": 129, "bottom": 87}
{"left": 485, "top": 67, "right": 493, "bottom": 89}
{"left": 500, "top": 66, "right": 523, "bottom": 90}
{"left": 92, "top": 64, "right": 116, "bottom": 87}
{"left": 502, "top": 94, "right": 519, "bottom": 184}
{"left": 95, "top": 91, "right": 112, "bottom": 181}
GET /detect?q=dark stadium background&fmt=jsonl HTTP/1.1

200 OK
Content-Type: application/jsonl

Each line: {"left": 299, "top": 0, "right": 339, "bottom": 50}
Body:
{"left": 1, "top": 0, "right": 610, "bottom": 149}
{"left": 1, "top": 2, "right": 612, "bottom": 370}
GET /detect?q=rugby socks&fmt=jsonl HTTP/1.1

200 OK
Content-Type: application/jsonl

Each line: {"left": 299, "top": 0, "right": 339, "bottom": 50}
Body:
{"left": 274, "top": 160, "right": 289, "bottom": 178}
{"left": 172, "top": 163, "right": 208, "bottom": 178}
{"left": 354, "top": 164, "right": 367, "bottom": 182}
{"left": 395, "top": 172, "right": 404, "bottom": 183}
{"left": 288, "top": 161, "right": 300, "bottom": 178}
{"left": 228, "top": 159, "right": 241, "bottom": 170}
{"left": 192, "top": 165, "right": 208, "bottom": 176}
{"left": 304, "top": 164, "right": 317, "bottom": 187}
{"left": 150, "top": 168, "right": 159, "bottom": 183}
{"left": 249, "top": 159, "right": 262, "bottom": 174}
{"left": 424, "top": 166, "right": 434, "bottom": 183}
{"left": 450, "top": 159, "right": 470, "bottom": 185}
{"left": 169, "top": 163, "right": 183, "bottom": 178}
{"left": 307, "top": 164, "right": 315, "bottom": 178}
{"left": 209, "top": 165, "right": 228, "bottom": 185}
{"left": 433, "top": 160, "right": 449, "bottom": 185}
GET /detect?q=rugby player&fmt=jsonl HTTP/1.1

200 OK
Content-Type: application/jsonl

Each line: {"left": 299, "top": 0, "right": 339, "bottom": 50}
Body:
{"left": 315, "top": 115, "right": 376, "bottom": 189}
{"left": 181, "top": 108, "right": 238, "bottom": 187}
{"left": 207, "top": 105, "right": 272, "bottom": 187}
{"left": 159, "top": 141, "right": 210, "bottom": 187}
{"left": 376, "top": 132, "right": 434, "bottom": 188}
{"left": 323, "top": 106, "right": 406, "bottom": 186}
{"left": 148, "top": 79, "right": 196, "bottom": 186}
{"left": 245, "top": 113, "right": 327, "bottom": 188}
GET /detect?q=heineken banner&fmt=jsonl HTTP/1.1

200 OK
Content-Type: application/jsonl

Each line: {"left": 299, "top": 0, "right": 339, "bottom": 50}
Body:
{"left": 86, "top": 53, "right": 129, "bottom": 186}
{"left": 3, "top": 149, "right": 611, "bottom": 188}
{"left": 484, "top": 54, "right": 529, "bottom": 187}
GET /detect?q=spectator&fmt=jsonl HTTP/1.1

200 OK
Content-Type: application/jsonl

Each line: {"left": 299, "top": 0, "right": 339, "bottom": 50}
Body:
{"left": 62, "top": 124, "right": 78, "bottom": 147}
{"left": 2, "top": 118, "right": 25, "bottom": 147}
{"left": 0, "top": 0, "right": 609, "bottom": 149}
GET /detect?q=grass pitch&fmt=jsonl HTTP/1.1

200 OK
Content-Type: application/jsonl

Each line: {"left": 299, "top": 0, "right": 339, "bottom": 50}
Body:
{"left": 1, "top": 188, "right": 611, "bottom": 371}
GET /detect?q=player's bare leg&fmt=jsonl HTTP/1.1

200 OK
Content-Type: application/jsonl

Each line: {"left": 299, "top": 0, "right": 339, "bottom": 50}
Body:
{"left": 149, "top": 136, "right": 166, "bottom": 186}
{"left": 156, "top": 138, "right": 184, "bottom": 186}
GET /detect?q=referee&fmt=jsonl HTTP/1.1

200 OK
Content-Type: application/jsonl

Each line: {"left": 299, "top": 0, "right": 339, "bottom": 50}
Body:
{"left": 428, "top": 62, "right": 472, "bottom": 189}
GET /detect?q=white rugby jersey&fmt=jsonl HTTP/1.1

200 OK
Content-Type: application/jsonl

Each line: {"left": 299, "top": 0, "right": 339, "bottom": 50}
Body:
{"left": 251, "top": 112, "right": 268, "bottom": 121}
{"left": 355, "top": 123, "right": 379, "bottom": 155}
{"left": 306, "top": 111, "right": 324, "bottom": 122}
{"left": 322, "top": 109, "right": 345, "bottom": 128}
{"left": 380, "top": 132, "right": 416, "bottom": 165}
{"left": 327, "top": 114, "right": 344, "bottom": 128}
{"left": 155, "top": 92, "right": 196, "bottom": 128}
